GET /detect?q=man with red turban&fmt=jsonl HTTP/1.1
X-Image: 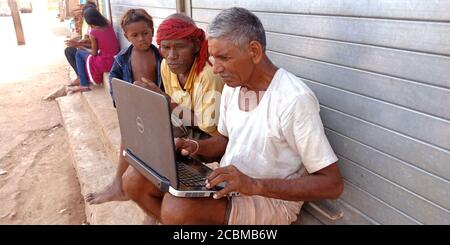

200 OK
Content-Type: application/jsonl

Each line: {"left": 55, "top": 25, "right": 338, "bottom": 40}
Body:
{"left": 155, "top": 13, "right": 224, "bottom": 138}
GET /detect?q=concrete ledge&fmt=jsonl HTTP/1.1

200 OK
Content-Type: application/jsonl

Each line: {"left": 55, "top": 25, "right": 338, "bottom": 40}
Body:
{"left": 294, "top": 208, "right": 324, "bottom": 225}
{"left": 303, "top": 200, "right": 374, "bottom": 225}
{"left": 103, "top": 72, "right": 111, "bottom": 97}
{"left": 57, "top": 93, "right": 146, "bottom": 224}
{"left": 80, "top": 86, "right": 120, "bottom": 165}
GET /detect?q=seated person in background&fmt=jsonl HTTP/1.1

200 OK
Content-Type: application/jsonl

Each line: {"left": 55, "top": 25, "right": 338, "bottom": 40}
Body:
{"left": 171, "top": 7, "right": 344, "bottom": 224}
{"left": 85, "top": 14, "right": 224, "bottom": 209}
{"left": 67, "top": 7, "right": 119, "bottom": 93}
{"left": 64, "top": 1, "right": 96, "bottom": 86}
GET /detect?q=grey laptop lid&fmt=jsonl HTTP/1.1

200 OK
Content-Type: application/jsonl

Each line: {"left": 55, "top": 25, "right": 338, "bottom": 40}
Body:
{"left": 111, "top": 78, "right": 178, "bottom": 189}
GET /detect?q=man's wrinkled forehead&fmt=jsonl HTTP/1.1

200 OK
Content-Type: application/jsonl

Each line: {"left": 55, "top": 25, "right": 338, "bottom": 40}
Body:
{"left": 208, "top": 38, "right": 237, "bottom": 54}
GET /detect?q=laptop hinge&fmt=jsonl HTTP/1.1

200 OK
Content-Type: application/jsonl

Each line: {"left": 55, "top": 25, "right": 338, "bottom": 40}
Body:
{"left": 123, "top": 149, "right": 170, "bottom": 192}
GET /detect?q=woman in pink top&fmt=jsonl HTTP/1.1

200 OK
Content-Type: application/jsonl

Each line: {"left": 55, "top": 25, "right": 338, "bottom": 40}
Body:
{"left": 68, "top": 7, "right": 119, "bottom": 93}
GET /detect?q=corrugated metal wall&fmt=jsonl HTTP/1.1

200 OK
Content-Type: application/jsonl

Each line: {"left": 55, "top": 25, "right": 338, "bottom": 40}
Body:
{"left": 191, "top": 0, "right": 450, "bottom": 225}
{"left": 109, "top": 0, "right": 177, "bottom": 49}
{"left": 108, "top": 0, "right": 450, "bottom": 224}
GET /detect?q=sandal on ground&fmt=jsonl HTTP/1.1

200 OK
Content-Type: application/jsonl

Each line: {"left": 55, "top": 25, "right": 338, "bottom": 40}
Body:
{"left": 67, "top": 85, "right": 91, "bottom": 94}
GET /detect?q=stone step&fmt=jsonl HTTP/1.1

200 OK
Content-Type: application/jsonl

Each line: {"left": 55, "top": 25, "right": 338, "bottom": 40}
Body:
{"left": 102, "top": 72, "right": 112, "bottom": 99}
{"left": 57, "top": 93, "right": 146, "bottom": 225}
{"left": 80, "top": 85, "right": 120, "bottom": 165}
{"left": 303, "top": 199, "right": 375, "bottom": 225}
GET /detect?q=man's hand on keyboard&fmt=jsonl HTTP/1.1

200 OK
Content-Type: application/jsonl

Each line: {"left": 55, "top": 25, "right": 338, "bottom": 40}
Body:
{"left": 206, "top": 165, "right": 257, "bottom": 199}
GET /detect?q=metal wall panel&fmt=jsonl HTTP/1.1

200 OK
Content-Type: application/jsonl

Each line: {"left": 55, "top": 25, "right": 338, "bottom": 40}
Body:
{"left": 320, "top": 107, "right": 450, "bottom": 180}
{"left": 268, "top": 52, "right": 450, "bottom": 120}
{"left": 109, "top": 0, "right": 176, "bottom": 50}
{"left": 112, "top": 0, "right": 176, "bottom": 8}
{"left": 111, "top": 5, "right": 175, "bottom": 20}
{"left": 339, "top": 157, "right": 450, "bottom": 224}
{"left": 341, "top": 181, "right": 420, "bottom": 225}
{"left": 265, "top": 33, "right": 450, "bottom": 88}
{"left": 305, "top": 80, "right": 450, "bottom": 150}
{"left": 192, "top": 0, "right": 450, "bottom": 21}
{"left": 193, "top": 8, "right": 450, "bottom": 55}
{"left": 326, "top": 129, "right": 450, "bottom": 210}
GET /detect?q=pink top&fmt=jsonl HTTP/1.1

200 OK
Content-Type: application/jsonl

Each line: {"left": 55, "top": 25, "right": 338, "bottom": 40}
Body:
{"left": 86, "top": 24, "right": 119, "bottom": 84}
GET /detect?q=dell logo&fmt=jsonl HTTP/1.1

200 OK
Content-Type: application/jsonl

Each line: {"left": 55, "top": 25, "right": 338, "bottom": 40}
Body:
{"left": 136, "top": 116, "right": 144, "bottom": 134}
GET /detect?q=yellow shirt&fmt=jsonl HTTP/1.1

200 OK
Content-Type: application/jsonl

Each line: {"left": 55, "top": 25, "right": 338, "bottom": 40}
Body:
{"left": 161, "top": 59, "right": 224, "bottom": 136}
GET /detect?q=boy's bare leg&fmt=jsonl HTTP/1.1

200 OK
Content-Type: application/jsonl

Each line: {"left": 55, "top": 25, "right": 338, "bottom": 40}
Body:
{"left": 85, "top": 143, "right": 130, "bottom": 204}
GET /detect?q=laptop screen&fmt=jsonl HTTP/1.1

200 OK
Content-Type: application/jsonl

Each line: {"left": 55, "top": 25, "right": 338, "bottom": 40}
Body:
{"left": 111, "top": 78, "right": 179, "bottom": 188}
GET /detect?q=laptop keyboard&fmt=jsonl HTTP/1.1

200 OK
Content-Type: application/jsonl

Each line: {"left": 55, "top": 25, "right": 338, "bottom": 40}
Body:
{"left": 177, "top": 163, "right": 207, "bottom": 187}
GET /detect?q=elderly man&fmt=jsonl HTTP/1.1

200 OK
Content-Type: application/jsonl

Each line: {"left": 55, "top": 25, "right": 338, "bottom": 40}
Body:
{"left": 85, "top": 14, "right": 224, "bottom": 213}
{"left": 173, "top": 7, "right": 343, "bottom": 225}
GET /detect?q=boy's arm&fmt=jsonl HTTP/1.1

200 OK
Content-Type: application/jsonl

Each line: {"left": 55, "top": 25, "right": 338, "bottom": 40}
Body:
{"left": 108, "top": 60, "right": 123, "bottom": 107}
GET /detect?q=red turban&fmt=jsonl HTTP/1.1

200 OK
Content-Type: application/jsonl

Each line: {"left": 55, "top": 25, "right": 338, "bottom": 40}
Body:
{"left": 156, "top": 18, "right": 210, "bottom": 76}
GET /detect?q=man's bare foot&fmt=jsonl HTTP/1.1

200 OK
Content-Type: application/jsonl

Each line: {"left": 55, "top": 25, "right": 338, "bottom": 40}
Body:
{"left": 67, "top": 77, "right": 80, "bottom": 86}
{"left": 67, "top": 85, "right": 91, "bottom": 94}
{"left": 85, "top": 180, "right": 129, "bottom": 205}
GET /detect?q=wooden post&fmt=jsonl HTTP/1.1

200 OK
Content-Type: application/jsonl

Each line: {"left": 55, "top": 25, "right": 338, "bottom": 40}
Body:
{"left": 176, "top": 0, "right": 185, "bottom": 14}
{"left": 8, "top": 0, "right": 25, "bottom": 45}
{"left": 59, "top": 0, "right": 65, "bottom": 21}
{"left": 184, "top": 0, "right": 192, "bottom": 17}
{"left": 176, "top": 0, "right": 191, "bottom": 17}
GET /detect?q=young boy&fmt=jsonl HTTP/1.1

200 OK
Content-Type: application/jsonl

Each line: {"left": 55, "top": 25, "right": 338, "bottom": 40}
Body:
{"left": 85, "top": 9, "right": 162, "bottom": 204}
{"left": 108, "top": 8, "right": 162, "bottom": 106}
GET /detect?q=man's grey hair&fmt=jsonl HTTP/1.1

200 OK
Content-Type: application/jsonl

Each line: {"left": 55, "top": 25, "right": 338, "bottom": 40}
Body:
{"left": 207, "top": 7, "right": 266, "bottom": 51}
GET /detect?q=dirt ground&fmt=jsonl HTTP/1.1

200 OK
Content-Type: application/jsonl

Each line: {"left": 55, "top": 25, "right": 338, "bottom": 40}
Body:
{"left": 0, "top": 6, "right": 85, "bottom": 224}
